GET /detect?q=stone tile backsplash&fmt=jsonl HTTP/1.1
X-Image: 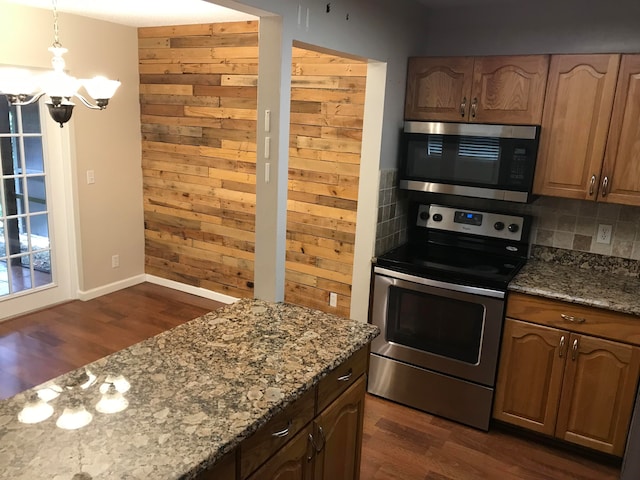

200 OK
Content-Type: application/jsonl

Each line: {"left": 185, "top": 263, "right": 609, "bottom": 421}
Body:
{"left": 527, "top": 197, "right": 640, "bottom": 260}
{"left": 375, "top": 169, "right": 408, "bottom": 256}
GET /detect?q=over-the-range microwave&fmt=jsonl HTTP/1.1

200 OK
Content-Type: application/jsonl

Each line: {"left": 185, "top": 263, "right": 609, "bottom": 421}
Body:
{"left": 399, "top": 121, "right": 541, "bottom": 203}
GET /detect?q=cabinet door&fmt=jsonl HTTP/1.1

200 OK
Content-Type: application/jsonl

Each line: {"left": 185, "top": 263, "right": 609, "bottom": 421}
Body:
{"left": 404, "top": 57, "right": 474, "bottom": 121}
{"left": 493, "top": 319, "right": 567, "bottom": 435}
{"left": 247, "top": 424, "right": 314, "bottom": 480}
{"left": 599, "top": 54, "right": 640, "bottom": 206}
{"left": 313, "top": 375, "right": 366, "bottom": 480}
{"left": 533, "top": 54, "right": 620, "bottom": 200}
{"left": 471, "top": 55, "right": 549, "bottom": 124}
{"left": 196, "top": 450, "right": 236, "bottom": 480}
{"left": 556, "top": 334, "right": 640, "bottom": 456}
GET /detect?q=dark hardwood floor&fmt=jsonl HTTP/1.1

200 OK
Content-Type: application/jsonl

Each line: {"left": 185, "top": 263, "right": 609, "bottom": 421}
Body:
{"left": 0, "top": 283, "right": 623, "bottom": 479}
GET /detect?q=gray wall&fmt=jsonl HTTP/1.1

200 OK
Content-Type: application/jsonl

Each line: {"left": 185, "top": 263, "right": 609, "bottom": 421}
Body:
{"left": 420, "top": 0, "right": 640, "bottom": 56}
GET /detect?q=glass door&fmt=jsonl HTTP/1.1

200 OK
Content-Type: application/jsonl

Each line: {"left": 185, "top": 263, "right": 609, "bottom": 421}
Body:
{"left": 0, "top": 100, "right": 75, "bottom": 317}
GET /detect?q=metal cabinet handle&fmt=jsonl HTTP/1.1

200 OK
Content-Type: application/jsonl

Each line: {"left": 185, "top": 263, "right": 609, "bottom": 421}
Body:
{"left": 601, "top": 176, "right": 609, "bottom": 196}
{"left": 589, "top": 175, "right": 596, "bottom": 196}
{"left": 561, "top": 313, "right": 586, "bottom": 324}
{"left": 559, "top": 335, "right": 566, "bottom": 357}
{"left": 460, "top": 97, "right": 467, "bottom": 117}
{"left": 271, "top": 420, "right": 292, "bottom": 438}
{"left": 571, "top": 338, "right": 579, "bottom": 361}
{"left": 316, "top": 426, "right": 326, "bottom": 452}
{"left": 471, "top": 97, "right": 478, "bottom": 118}
{"left": 337, "top": 368, "right": 353, "bottom": 382}
{"left": 307, "top": 433, "right": 315, "bottom": 461}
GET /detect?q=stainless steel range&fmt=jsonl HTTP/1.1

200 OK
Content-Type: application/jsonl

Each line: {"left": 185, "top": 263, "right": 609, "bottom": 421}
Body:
{"left": 368, "top": 203, "right": 531, "bottom": 430}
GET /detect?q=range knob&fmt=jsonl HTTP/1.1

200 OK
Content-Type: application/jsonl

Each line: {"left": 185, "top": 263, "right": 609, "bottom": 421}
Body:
{"left": 419, "top": 211, "right": 429, "bottom": 221}
{"left": 432, "top": 213, "right": 443, "bottom": 222}
{"left": 494, "top": 221, "right": 505, "bottom": 231}
{"left": 508, "top": 223, "right": 520, "bottom": 233}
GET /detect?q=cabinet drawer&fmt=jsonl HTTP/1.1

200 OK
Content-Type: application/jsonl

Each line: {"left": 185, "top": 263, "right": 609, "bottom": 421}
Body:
{"left": 240, "top": 387, "right": 315, "bottom": 479}
{"left": 317, "top": 346, "right": 368, "bottom": 414}
{"left": 506, "top": 292, "right": 640, "bottom": 345}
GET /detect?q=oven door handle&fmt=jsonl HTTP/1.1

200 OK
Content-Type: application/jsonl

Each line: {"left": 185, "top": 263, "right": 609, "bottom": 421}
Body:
{"left": 373, "top": 266, "right": 506, "bottom": 299}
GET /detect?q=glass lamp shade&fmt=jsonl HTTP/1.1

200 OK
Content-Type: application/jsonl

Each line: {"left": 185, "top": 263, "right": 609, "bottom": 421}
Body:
{"left": 56, "top": 403, "right": 93, "bottom": 430}
{"left": 83, "top": 76, "right": 121, "bottom": 102}
{"left": 95, "top": 384, "right": 129, "bottom": 414}
{"left": 39, "top": 69, "right": 81, "bottom": 99}
{"left": 18, "top": 394, "right": 54, "bottom": 424}
{"left": 0, "top": 67, "right": 39, "bottom": 96}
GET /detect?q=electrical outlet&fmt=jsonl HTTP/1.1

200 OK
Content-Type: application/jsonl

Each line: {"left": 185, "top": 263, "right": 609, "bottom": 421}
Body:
{"left": 86, "top": 170, "right": 95, "bottom": 184}
{"left": 111, "top": 254, "right": 120, "bottom": 268}
{"left": 329, "top": 292, "right": 337, "bottom": 307}
{"left": 597, "top": 224, "right": 612, "bottom": 245}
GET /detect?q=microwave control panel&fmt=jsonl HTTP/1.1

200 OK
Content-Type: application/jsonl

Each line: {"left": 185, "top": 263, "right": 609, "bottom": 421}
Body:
{"left": 417, "top": 204, "right": 525, "bottom": 241}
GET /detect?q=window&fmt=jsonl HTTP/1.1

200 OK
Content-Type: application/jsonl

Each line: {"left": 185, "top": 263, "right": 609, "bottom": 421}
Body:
{"left": 0, "top": 101, "right": 53, "bottom": 297}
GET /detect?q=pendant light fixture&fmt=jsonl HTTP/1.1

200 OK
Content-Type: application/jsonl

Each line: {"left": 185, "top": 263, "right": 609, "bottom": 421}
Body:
{"left": 0, "top": 0, "right": 121, "bottom": 127}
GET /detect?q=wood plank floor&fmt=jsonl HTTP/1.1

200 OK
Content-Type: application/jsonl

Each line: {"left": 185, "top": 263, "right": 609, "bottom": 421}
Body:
{"left": 0, "top": 283, "right": 623, "bottom": 479}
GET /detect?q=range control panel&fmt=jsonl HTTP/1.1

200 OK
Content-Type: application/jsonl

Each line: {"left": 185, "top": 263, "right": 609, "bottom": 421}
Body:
{"left": 416, "top": 204, "right": 526, "bottom": 241}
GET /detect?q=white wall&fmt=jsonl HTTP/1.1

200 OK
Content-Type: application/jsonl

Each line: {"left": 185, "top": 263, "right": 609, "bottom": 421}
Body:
{"left": 0, "top": 2, "right": 144, "bottom": 298}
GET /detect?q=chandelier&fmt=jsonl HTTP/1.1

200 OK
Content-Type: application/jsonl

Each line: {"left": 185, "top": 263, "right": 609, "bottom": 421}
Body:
{"left": 0, "top": 0, "right": 121, "bottom": 127}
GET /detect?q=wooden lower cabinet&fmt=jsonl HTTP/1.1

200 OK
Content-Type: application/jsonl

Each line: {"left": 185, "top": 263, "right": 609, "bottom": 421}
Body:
{"left": 248, "top": 424, "right": 314, "bottom": 480}
{"left": 313, "top": 376, "right": 366, "bottom": 480}
{"left": 494, "top": 317, "right": 640, "bottom": 456}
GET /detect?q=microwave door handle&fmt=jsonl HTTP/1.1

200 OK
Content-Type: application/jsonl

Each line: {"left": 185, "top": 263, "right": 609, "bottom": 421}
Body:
{"left": 460, "top": 97, "right": 467, "bottom": 118}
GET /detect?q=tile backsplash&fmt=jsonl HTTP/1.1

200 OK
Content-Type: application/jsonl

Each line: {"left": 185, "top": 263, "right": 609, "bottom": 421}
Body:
{"left": 375, "top": 169, "right": 408, "bottom": 256}
{"left": 526, "top": 196, "right": 640, "bottom": 260}
{"left": 374, "top": 178, "right": 640, "bottom": 261}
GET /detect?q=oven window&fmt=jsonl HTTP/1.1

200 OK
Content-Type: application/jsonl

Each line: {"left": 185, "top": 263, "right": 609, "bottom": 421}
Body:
{"left": 386, "top": 286, "right": 485, "bottom": 364}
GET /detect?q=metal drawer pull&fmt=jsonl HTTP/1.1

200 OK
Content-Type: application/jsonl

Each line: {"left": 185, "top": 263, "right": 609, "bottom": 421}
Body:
{"left": 271, "top": 420, "right": 292, "bottom": 438}
{"left": 460, "top": 97, "right": 467, "bottom": 117}
{"left": 561, "top": 314, "right": 586, "bottom": 324}
{"left": 589, "top": 175, "right": 596, "bottom": 196}
{"left": 572, "top": 339, "right": 579, "bottom": 361}
{"left": 337, "top": 369, "right": 353, "bottom": 382}
{"left": 559, "top": 335, "right": 566, "bottom": 357}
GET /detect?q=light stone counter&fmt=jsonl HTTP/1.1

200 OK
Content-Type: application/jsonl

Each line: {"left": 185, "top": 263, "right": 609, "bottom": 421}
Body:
{"left": 509, "top": 246, "right": 640, "bottom": 316}
{"left": 0, "top": 299, "right": 379, "bottom": 480}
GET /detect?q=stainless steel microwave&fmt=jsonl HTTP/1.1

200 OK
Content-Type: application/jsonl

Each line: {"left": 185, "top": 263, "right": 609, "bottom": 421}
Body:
{"left": 399, "top": 121, "right": 541, "bottom": 203}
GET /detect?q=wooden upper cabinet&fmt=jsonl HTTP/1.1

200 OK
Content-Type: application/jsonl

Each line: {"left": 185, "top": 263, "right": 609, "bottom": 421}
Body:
{"left": 533, "top": 54, "right": 620, "bottom": 200}
{"left": 471, "top": 55, "right": 549, "bottom": 124}
{"left": 599, "top": 54, "right": 640, "bottom": 206}
{"left": 556, "top": 334, "right": 640, "bottom": 456}
{"left": 404, "top": 57, "right": 474, "bottom": 122}
{"left": 404, "top": 55, "right": 549, "bottom": 124}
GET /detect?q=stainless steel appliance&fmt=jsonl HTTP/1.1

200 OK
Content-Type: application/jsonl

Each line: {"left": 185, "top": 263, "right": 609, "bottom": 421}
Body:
{"left": 400, "top": 121, "right": 540, "bottom": 203}
{"left": 368, "top": 204, "right": 531, "bottom": 430}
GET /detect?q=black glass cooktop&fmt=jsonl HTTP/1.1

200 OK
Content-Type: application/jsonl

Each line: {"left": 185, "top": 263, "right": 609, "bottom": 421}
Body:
{"left": 375, "top": 242, "right": 527, "bottom": 291}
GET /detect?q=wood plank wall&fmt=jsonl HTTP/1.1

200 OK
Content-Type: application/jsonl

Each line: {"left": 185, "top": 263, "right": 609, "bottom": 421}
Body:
{"left": 138, "top": 26, "right": 367, "bottom": 315}
{"left": 139, "top": 21, "right": 259, "bottom": 299}
{"left": 285, "top": 47, "right": 367, "bottom": 318}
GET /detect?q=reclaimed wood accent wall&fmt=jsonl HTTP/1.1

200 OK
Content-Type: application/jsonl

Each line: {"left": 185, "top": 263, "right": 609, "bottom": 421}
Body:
{"left": 139, "top": 21, "right": 258, "bottom": 299}
{"left": 285, "top": 47, "right": 367, "bottom": 318}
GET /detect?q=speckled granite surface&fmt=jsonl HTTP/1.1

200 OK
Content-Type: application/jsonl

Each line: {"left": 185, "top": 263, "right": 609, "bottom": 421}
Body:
{"left": 0, "top": 299, "right": 379, "bottom": 480}
{"left": 509, "top": 246, "right": 640, "bottom": 316}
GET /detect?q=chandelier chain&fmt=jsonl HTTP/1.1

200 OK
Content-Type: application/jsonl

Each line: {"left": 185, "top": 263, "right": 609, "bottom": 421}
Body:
{"left": 52, "top": 0, "right": 61, "bottom": 48}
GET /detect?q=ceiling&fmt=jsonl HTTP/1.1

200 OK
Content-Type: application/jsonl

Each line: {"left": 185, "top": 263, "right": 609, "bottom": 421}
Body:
{"left": 2, "top": 0, "right": 257, "bottom": 27}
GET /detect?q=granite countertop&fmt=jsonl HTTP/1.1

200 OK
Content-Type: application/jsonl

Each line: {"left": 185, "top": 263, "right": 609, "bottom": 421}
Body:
{"left": 509, "top": 246, "right": 640, "bottom": 316}
{"left": 0, "top": 299, "right": 379, "bottom": 480}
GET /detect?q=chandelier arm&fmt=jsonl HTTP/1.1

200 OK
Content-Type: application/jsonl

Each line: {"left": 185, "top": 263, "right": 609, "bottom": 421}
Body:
{"left": 6, "top": 92, "right": 47, "bottom": 106}
{"left": 74, "top": 93, "right": 103, "bottom": 110}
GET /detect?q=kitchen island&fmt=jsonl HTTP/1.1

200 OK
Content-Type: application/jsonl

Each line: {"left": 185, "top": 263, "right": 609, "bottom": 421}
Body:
{"left": 0, "top": 298, "right": 379, "bottom": 479}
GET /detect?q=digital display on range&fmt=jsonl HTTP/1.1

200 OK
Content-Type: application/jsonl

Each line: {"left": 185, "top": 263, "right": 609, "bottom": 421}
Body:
{"left": 454, "top": 211, "right": 483, "bottom": 226}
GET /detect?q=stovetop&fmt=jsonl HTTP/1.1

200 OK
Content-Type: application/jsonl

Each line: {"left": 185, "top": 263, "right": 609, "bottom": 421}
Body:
{"left": 375, "top": 204, "right": 531, "bottom": 291}
{"left": 375, "top": 241, "right": 527, "bottom": 290}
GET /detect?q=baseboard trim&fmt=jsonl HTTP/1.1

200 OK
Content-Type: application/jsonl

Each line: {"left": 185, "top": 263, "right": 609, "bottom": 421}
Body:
{"left": 77, "top": 275, "right": 147, "bottom": 301}
{"left": 145, "top": 275, "right": 238, "bottom": 304}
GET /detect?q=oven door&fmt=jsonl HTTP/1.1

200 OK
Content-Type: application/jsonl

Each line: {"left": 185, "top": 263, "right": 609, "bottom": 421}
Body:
{"left": 371, "top": 266, "right": 506, "bottom": 387}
